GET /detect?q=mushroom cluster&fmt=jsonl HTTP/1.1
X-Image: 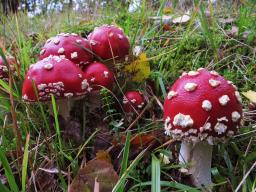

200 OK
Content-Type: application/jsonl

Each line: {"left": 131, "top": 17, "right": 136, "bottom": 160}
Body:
{"left": 163, "top": 68, "right": 243, "bottom": 188}
{"left": 22, "top": 24, "right": 137, "bottom": 119}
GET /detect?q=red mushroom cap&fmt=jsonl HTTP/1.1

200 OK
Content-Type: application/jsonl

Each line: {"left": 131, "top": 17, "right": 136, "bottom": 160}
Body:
{"left": 22, "top": 56, "right": 90, "bottom": 102}
{"left": 0, "top": 56, "right": 16, "bottom": 82}
{"left": 39, "top": 33, "right": 93, "bottom": 70}
{"left": 163, "top": 68, "right": 243, "bottom": 144}
{"left": 83, "top": 61, "right": 114, "bottom": 91}
{"left": 123, "top": 91, "right": 145, "bottom": 113}
{"left": 88, "top": 25, "right": 130, "bottom": 60}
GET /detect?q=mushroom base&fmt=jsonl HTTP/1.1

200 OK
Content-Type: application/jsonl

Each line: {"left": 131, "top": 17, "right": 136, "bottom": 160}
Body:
{"left": 47, "top": 99, "right": 72, "bottom": 120}
{"left": 179, "top": 141, "right": 213, "bottom": 190}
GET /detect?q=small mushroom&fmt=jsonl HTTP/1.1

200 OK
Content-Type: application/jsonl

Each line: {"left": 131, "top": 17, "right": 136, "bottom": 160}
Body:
{"left": 0, "top": 55, "right": 16, "bottom": 82}
{"left": 88, "top": 25, "right": 130, "bottom": 60}
{"left": 123, "top": 91, "right": 145, "bottom": 113}
{"left": 83, "top": 61, "right": 114, "bottom": 91}
{"left": 22, "top": 55, "right": 91, "bottom": 120}
{"left": 39, "top": 33, "right": 93, "bottom": 70}
{"left": 163, "top": 68, "right": 243, "bottom": 188}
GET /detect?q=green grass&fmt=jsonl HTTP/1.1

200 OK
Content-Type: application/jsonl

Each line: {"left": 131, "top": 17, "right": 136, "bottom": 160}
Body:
{"left": 0, "top": 1, "right": 256, "bottom": 191}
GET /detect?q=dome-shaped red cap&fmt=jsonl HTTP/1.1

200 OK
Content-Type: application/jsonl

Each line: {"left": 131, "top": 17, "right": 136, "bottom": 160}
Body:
{"left": 163, "top": 68, "right": 243, "bottom": 144}
{"left": 39, "top": 33, "right": 93, "bottom": 69}
{"left": 83, "top": 61, "right": 114, "bottom": 91}
{"left": 0, "top": 56, "right": 16, "bottom": 82}
{"left": 123, "top": 91, "right": 145, "bottom": 113}
{"left": 88, "top": 25, "right": 130, "bottom": 60}
{"left": 22, "top": 56, "right": 91, "bottom": 102}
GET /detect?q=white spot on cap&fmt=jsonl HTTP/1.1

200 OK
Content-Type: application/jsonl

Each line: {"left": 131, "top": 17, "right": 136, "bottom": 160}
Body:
{"left": 123, "top": 97, "right": 128, "bottom": 104}
{"left": 207, "top": 136, "right": 214, "bottom": 145}
{"left": 43, "top": 63, "right": 53, "bottom": 70}
{"left": 58, "top": 55, "right": 65, "bottom": 59}
{"left": 90, "top": 40, "right": 97, "bottom": 45}
{"left": 58, "top": 47, "right": 65, "bottom": 54}
{"left": 46, "top": 39, "right": 51, "bottom": 43}
{"left": 188, "top": 71, "right": 199, "bottom": 76}
{"left": 78, "top": 74, "right": 82, "bottom": 78}
{"left": 197, "top": 68, "right": 204, "bottom": 71}
{"left": 235, "top": 91, "right": 242, "bottom": 104}
{"left": 53, "top": 39, "right": 60, "bottom": 45}
{"left": 204, "top": 122, "right": 211, "bottom": 131}
{"left": 173, "top": 113, "right": 194, "bottom": 128}
{"left": 184, "top": 83, "right": 197, "bottom": 92}
{"left": 76, "top": 39, "right": 82, "bottom": 43}
{"left": 209, "top": 79, "right": 221, "bottom": 87}
{"left": 103, "top": 71, "right": 109, "bottom": 78}
{"left": 71, "top": 33, "right": 78, "bottom": 36}
{"left": 64, "top": 93, "right": 74, "bottom": 98}
{"left": 131, "top": 99, "right": 136, "bottom": 103}
{"left": 214, "top": 122, "right": 227, "bottom": 134}
{"left": 118, "top": 34, "right": 123, "bottom": 39}
{"left": 38, "top": 83, "right": 47, "bottom": 91}
{"left": 71, "top": 52, "right": 78, "bottom": 59}
{"left": 210, "top": 71, "right": 219, "bottom": 76}
{"left": 109, "top": 32, "right": 114, "bottom": 37}
{"left": 40, "top": 49, "right": 45, "bottom": 55}
{"left": 22, "top": 94, "right": 28, "bottom": 100}
{"left": 202, "top": 100, "right": 212, "bottom": 111}
{"left": 219, "top": 95, "right": 230, "bottom": 106}
{"left": 181, "top": 72, "right": 187, "bottom": 77}
{"left": 91, "top": 77, "right": 95, "bottom": 82}
{"left": 137, "top": 104, "right": 143, "bottom": 108}
{"left": 167, "top": 91, "right": 177, "bottom": 100}
{"left": 232, "top": 111, "right": 241, "bottom": 122}
{"left": 218, "top": 116, "right": 228, "bottom": 122}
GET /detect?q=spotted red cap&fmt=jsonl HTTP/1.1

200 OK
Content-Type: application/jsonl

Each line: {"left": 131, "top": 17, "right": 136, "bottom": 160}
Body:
{"left": 0, "top": 56, "right": 16, "bottom": 82}
{"left": 123, "top": 91, "right": 145, "bottom": 113}
{"left": 22, "top": 56, "right": 91, "bottom": 102}
{"left": 164, "top": 68, "right": 243, "bottom": 144}
{"left": 83, "top": 61, "right": 114, "bottom": 91}
{"left": 88, "top": 25, "right": 130, "bottom": 60}
{"left": 39, "top": 33, "right": 93, "bottom": 69}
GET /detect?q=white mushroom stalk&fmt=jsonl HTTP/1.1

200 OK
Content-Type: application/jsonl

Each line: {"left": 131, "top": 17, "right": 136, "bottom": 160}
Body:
{"left": 47, "top": 99, "right": 73, "bottom": 120}
{"left": 179, "top": 141, "right": 213, "bottom": 189}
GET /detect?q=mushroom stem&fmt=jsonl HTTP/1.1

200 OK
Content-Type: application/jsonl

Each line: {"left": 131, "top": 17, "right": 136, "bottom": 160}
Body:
{"left": 179, "top": 141, "right": 213, "bottom": 189}
{"left": 179, "top": 141, "right": 193, "bottom": 172}
{"left": 48, "top": 99, "right": 72, "bottom": 120}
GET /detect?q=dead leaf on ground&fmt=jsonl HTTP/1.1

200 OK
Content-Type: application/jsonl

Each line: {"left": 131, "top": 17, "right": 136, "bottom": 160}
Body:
{"left": 242, "top": 90, "right": 256, "bottom": 104}
{"left": 68, "top": 159, "right": 119, "bottom": 192}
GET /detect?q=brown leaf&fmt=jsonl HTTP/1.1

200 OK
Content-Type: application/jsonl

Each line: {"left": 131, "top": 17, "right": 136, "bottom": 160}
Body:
{"left": 68, "top": 159, "right": 119, "bottom": 192}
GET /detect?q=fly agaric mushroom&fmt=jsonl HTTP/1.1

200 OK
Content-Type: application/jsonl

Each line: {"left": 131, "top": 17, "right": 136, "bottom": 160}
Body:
{"left": 123, "top": 91, "right": 145, "bottom": 113}
{"left": 88, "top": 25, "right": 130, "bottom": 60}
{"left": 83, "top": 61, "right": 114, "bottom": 91}
{"left": 163, "top": 68, "right": 242, "bottom": 188}
{"left": 39, "top": 33, "right": 93, "bottom": 70}
{"left": 0, "top": 55, "right": 16, "bottom": 82}
{"left": 22, "top": 55, "right": 91, "bottom": 119}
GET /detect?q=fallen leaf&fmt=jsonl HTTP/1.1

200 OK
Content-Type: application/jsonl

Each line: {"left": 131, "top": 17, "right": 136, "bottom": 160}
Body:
{"left": 124, "top": 53, "right": 150, "bottom": 82}
{"left": 68, "top": 159, "right": 119, "bottom": 192}
{"left": 242, "top": 90, "right": 256, "bottom": 104}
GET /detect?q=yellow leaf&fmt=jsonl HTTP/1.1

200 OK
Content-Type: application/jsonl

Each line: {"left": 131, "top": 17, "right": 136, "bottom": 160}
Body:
{"left": 124, "top": 53, "right": 150, "bottom": 82}
{"left": 242, "top": 90, "right": 256, "bottom": 104}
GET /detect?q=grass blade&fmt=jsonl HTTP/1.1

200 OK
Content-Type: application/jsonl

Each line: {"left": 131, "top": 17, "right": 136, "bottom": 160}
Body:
{"left": 112, "top": 147, "right": 148, "bottom": 192}
{"left": 22, "top": 134, "right": 30, "bottom": 192}
{"left": 151, "top": 155, "right": 161, "bottom": 192}
{"left": 118, "top": 131, "right": 131, "bottom": 192}
{"left": 0, "top": 148, "right": 19, "bottom": 192}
